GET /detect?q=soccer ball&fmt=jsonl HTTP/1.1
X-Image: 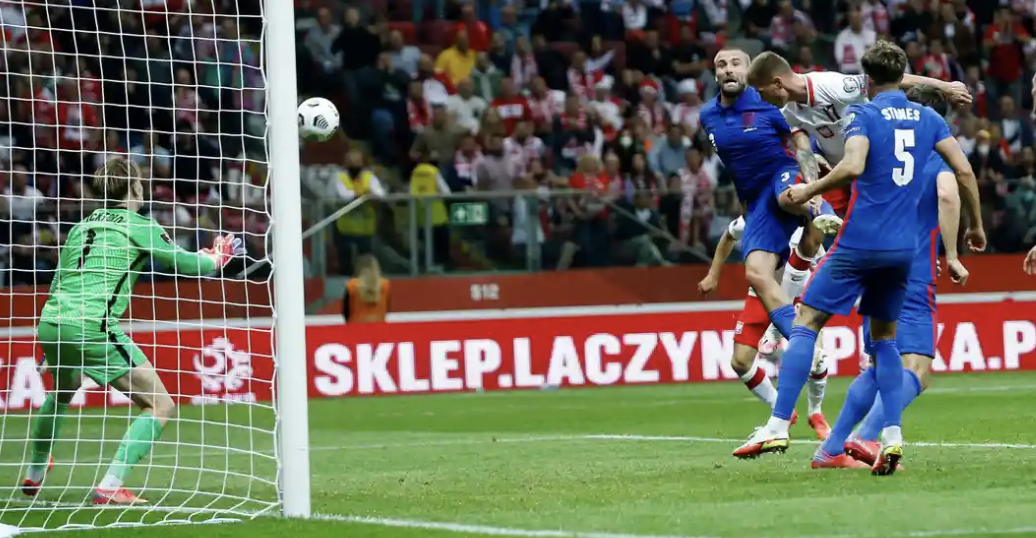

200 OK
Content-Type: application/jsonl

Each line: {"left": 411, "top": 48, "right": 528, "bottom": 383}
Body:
{"left": 298, "top": 97, "right": 339, "bottom": 141}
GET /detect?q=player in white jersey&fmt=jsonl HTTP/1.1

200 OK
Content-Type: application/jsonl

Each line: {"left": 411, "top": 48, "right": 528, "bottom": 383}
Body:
{"left": 698, "top": 216, "right": 831, "bottom": 440}
{"left": 743, "top": 51, "right": 973, "bottom": 360}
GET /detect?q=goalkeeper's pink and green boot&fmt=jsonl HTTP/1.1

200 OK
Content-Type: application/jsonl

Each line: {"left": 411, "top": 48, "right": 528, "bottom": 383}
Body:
{"left": 93, "top": 487, "right": 148, "bottom": 505}
{"left": 21, "top": 455, "right": 54, "bottom": 496}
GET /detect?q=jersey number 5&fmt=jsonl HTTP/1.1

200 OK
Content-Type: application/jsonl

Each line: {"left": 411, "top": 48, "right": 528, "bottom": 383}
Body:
{"left": 893, "top": 129, "right": 915, "bottom": 186}
{"left": 78, "top": 229, "right": 97, "bottom": 269}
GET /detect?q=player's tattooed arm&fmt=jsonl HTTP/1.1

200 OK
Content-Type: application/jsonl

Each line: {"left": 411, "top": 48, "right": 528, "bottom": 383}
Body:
{"left": 791, "top": 131, "right": 819, "bottom": 184}
{"left": 801, "top": 135, "right": 867, "bottom": 199}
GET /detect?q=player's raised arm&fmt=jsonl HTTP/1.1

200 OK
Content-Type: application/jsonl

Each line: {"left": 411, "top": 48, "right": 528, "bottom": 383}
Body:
{"left": 900, "top": 73, "right": 972, "bottom": 107}
{"left": 132, "top": 221, "right": 242, "bottom": 276}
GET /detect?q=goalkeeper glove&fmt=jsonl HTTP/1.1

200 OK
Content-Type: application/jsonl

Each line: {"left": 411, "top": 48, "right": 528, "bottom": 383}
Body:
{"left": 202, "top": 234, "right": 245, "bottom": 269}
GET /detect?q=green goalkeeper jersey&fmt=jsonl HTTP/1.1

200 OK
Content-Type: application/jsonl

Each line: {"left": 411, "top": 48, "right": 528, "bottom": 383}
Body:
{"left": 39, "top": 208, "right": 218, "bottom": 333}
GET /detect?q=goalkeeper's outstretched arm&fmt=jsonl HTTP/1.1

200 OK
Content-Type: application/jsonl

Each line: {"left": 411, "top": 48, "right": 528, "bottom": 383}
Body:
{"left": 133, "top": 222, "right": 219, "bottom": 276}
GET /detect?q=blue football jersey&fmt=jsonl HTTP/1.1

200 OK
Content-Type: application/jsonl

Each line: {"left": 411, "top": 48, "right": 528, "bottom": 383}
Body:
{"left": 700, "top": 87, "right": 798, "bottom": 206}
{"left": 837, "top": 90, "right": 952, "bottom": 252}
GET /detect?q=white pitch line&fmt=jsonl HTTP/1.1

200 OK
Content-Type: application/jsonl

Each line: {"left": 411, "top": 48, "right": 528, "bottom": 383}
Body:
{"left": 583, "top": 434, "right": 1036, "bottom": 450}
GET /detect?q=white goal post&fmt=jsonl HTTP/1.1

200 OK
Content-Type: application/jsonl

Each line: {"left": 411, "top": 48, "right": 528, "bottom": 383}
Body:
{"left": 0, "top": 0, "right": 310, "bottom": 528}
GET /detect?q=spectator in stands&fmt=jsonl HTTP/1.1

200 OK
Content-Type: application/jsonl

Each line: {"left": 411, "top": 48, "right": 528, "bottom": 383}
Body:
{"left": 410, "top": 151, "right": 453, "bottom": 268}
{"left": 452, "top": 133, "right": 484, "bottom": 191}
{"left": 333, "top": 150, "right": 385, "bottom": 275}
{"left": 743, "top": 0, "right": 778, "bottom": 42}
{"left": 589, "top": 76, "right": 625, "bottom": 141}
{"left": 861, "top": 0, "right": 890, "bottom": 36}
{"left": 957, "top": 116, "right": 980, "bottom": 156}
{"left": 998, "top": 173, "right": 1036, "bottom": 253}
{"left": 416, "top": 54, "right": 452, "bottom": 103}
{"left": 614, "top": 190, "right": 668, "bottom": 266}
{"left": 411, "top": 103, "right": 465, "bottom": 170}
{"left": 531, "top": 33, "right": 567, "bottom": 91}
{"left": 533, "top": 1, "right": 577, "bottom": 43}
{"left": 491, "top": 78, "right": 532, "bottom": 136}
{"left": 412, "top": 0, "right": 446, "bottom": 23}
{"left": 2, "top": 165, "right": 43, "bottom": 224}
{"left": 174, "top": 68, "right": 201, "bottom": 132}
{"left": 475, "top": 132, "right": 515, "bottom": 216}
{"left": 554, "top": 94, "right": 601, "bottom": 173}
{"left": 983, "top": 7, "right": 1029, "bottom": 111}
{"left": 834, "top": 5, "right": 876, "bottom": 74}
{"left": 931, "top": 2, "right": 977, "bottom": 66}
{"left": 678, "top": 147, "right": 714, "bottom": 250}
{"left": 917, "top": 39, "right": 961, "bottom": 82}
{"left": 997, "top": 96, "right": 1034, "bottom": 156}
{"left": 479, "top": 108, "right": 507, "bottom": 142}
{"left": 651, "top": 123, "right": 689, "bottom": 179}
{"left": 567, "top": 51, "right": 600, "bottom": 102}
{"left": 386, "top": 29, "right": 421, "bottom": 78}
{"left": 496, "top": 6, "right": 528, "bottom": 56}
{"left": 963, "top": 64, "right": 990, "bottom": 118}
{"left": 488, "top": 32, "right": 513, "bottom": 72}
{"left": 459, "top": 3, "right": 492, "bottom": 52}
{"left": 471, "top": 52, "right": 503, "bottom": 102}
{"left": 637, "top": 79, "right": 668, "bottom": 136}
{"left": 622, "top": 0, "right": 649, "bottom": 35}
{"left": 629, "top": 30, "right": 673, "bottom": 81}
{"left": 437, "top": 31, "right": 478, "bottom": 85}
{"left": 447, "top": 78, "right": 488, "bottom": 135}
{"left": 342, "top": 255, "right": 390, "bottom": 324}
{"left": 511, "top": 35, "right": 539, "bottom": 92}
{"left": 129, "top": 131, "right": 172, "bottom": 180}
{"left": 671, "top": 26, "right": 708, "bottom": 82}
{"left": 1011, "top": 146, "right": 1036, "bottom": 182}
{"left": 406, "top": 80, "right": 431, "bottom": 135}
{"left": 527, "top": 76, "right": 561, "bottom": 135}
{"left": 504, "top": 119, "right": 546, "bottom": 179}
{"left": 568, "top": 154, "right": 612, "bottom": 267}
{"left": 510, "top": 170, "right": 549, "bottom": 264}
{"left": 970, "top": 129, "right": 1008, "bottom": 200}
{"left": 366, "top": 52, "right": 412, "bottom": 162}
{"left": 891, "top": 0, "right": 932, "bottom": 44}
{"left": 627, "top": 151, "right": 663, "bottom": 196}
{"left": 769, "top": 0, "right": 815, "bottom": 53}
{"left": 671, "top": 80, "right": 703, "bottom": 137}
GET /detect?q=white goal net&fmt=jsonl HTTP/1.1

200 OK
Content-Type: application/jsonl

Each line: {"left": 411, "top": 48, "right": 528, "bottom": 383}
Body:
{"left": 0, "top": 0, "right": 306, "bottom": 530}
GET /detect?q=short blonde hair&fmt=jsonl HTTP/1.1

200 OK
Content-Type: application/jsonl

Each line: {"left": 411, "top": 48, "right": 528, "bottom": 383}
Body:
{"left": 93, "top": 157, "right": 142, "bottom": 204}
{"left": 746, "top": 51, "right": 793, "bottom": 88}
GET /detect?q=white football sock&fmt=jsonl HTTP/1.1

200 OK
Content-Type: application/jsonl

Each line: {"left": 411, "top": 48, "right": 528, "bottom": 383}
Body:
{"left": 765, "top": 416, "right": 792, "bottom": 436}
{"left": 740, "top": 361, "right": 777, "bottom": 408}
{"left": 98, "top": 474, "right": 123, "bottom": 490}
{"left": 881, "top": 426, "right": 903, "bottom": 445}
{"left": 25, "top": 465, "right": 46, "bottom": 483}
{"left": 807, "top": 373, "right": 827, "bottom": 416}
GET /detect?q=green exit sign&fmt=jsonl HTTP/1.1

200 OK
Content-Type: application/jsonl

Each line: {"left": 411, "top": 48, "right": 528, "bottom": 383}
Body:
{"left": 449, "top": 202, "right": 488, "bottom": 226}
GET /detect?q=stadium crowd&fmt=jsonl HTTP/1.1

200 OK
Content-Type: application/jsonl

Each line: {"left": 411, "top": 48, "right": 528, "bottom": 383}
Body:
{"left": 1, "top": 0, "right": 1036, "bottom": 284}
{"left": 0, "top": 0, "right": 267, "bottom": 286}
{"left": 302, "top": 0, "right": 1036, "bottom": 274}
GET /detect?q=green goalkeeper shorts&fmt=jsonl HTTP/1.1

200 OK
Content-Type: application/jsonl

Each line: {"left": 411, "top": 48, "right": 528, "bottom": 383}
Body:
{"left": 37, "top": 322, "right": 149, "bottom": 386}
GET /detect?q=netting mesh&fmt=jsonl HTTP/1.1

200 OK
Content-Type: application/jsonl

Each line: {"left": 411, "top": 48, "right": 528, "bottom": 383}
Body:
{"left": 0, "top": 0, "right": 280, "bottom": 529}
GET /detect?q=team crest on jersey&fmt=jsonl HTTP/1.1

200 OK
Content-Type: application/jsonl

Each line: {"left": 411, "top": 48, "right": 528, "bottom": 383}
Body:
{"left": 843, "top": 75, "right": 866, "bottom": 94}
{"left": 161, "top": 232, "right": 173, "bottom": 245}
{"left": 741, "top": 112, "right": 755, "bottom": 129}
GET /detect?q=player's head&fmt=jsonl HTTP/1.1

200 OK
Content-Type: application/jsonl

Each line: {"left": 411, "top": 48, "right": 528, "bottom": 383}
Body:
{"left": 714, "top": 48, "right": 750, "bottom": 98}
{"left": 745, "top": 51, "right": 795, "bottom": 107}
{"left": 93, "top": 157, "right": 143, "bottom": 208}
{"left": 905, "top": 84, "right": 949, "bottom": 117}
{"left": 861, "top": 40, "right": 908, "bottom": 89}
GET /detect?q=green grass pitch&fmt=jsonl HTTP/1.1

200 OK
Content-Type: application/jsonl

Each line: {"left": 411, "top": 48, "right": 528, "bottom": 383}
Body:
{"left": 2, "top": 372, "right": 1036, "bottom": 538}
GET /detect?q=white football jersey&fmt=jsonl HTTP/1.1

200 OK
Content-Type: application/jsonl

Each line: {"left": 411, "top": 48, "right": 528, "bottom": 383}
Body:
{"left": 781, "top": 71, "right": 869, "bottom": 164}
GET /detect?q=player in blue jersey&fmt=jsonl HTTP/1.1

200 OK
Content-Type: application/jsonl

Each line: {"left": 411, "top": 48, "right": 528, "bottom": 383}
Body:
{"left": 700, "top": 48, "right": 843, "bottom": 350}
{"left": 823, "top": 86, "right": 987, "bottom": 468}
{"left": 732, "top": 41, "right": 984, "bottom": 475}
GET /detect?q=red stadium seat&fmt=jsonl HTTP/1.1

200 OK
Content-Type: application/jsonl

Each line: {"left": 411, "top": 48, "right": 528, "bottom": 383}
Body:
{"left": 387, "top": 21, "right": 418, "bottom": 45}
{"left": 602, "top": 40, "right": 626, "bottom": 71}
{"left": 422, "top": 20, "right": 456, "bottom": 48}
{"left": 419, "top": 43, "right": 444, "bottom": 59}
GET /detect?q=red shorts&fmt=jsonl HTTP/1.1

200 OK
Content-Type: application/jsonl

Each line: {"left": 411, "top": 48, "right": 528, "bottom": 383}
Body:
{"left": 734, "top": 295, "right": 769, "bottom": 347}
{"left": 822, "top": 186, "right": 852, "bottom": 218}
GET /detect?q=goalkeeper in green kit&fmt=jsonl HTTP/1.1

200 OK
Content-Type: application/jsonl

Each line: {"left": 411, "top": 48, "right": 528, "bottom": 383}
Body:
{"left": 22, "top": 157, "right": 243, "bottom": 505}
